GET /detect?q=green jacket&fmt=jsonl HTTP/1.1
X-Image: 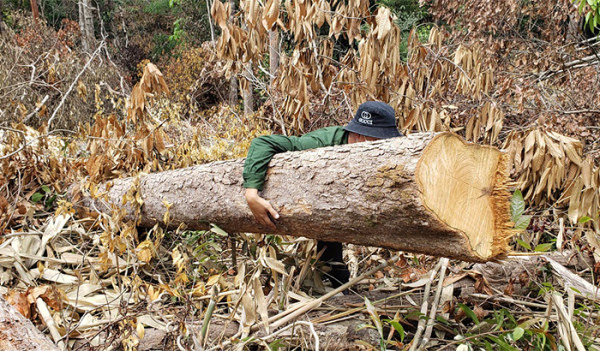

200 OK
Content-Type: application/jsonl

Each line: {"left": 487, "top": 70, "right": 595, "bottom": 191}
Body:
{"left": 243, "top": 126, "right": 349, "bottom": 190}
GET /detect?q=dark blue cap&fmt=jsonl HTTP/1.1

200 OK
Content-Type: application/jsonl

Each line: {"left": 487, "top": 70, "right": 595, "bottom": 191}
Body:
{"left": 343, "top": 101, "right": 402, "bottom": 139}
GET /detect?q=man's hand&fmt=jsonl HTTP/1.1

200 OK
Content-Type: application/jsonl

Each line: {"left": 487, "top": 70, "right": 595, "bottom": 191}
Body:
{"left": 245, "top": 188, "right": 279, "bottom": 229}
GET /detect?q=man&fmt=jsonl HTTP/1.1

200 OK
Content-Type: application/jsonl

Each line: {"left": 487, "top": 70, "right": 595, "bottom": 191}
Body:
{"left": 243, "top": 101, "right": 403, "bottom": 288}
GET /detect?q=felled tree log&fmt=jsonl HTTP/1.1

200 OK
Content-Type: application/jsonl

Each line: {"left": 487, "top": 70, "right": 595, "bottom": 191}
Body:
{"left": 0, "top": 295, "right": 60, "bottom": 351}
{"left": 73, "top": 132, "right": 513, "bottom": 262}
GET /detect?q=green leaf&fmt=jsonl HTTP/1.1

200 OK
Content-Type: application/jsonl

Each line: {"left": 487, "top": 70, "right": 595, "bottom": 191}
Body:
{"left": 458, "top": 303, "right": 479, "bottom": 325}
{"left": 268, "top": 338, "right": 286, "bottom": 351}
{"left": 514, "top": 215, "right": 531, "bottom": 230}
{"left": 510, "top": 190, "right": 525, "bottom": 222}
{"left": 534, "top": 243, "right": 553, "bottom": 252}
{"left": 487, "top": 336, "right": 520, "bottom": 351}
{"left": 517, "top": 239, "right": 531, "bottom": 250}
{"left": 578, "top": 216, "right": 592, "bottom": 224}
{"left": 513, "top": 327, "right": 525, "bottom": 341}
{"left": 569, "top": 286, "right": 582, "bottom": 294}
{"left": 384, "top": 319, "right": 405, "bottom": 342}
{"left": 435, "top": 315, "right": 452, "bottom": 325}
{"left": 32, "top": 193, "right": 44, "bottom": 203}
{"left": 41, "top": 185, "right": 51, "bottom": 193}
{"left": 209, "top": 224, "right": 228, "bottom": 236}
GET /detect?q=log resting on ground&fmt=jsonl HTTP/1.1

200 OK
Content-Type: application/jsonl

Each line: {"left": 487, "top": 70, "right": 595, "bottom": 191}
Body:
{"left": 0, "top": 295, "right": 60, "bottom": 351}
{"left": 72, "top": 132, "right": 513, "bottom": 262}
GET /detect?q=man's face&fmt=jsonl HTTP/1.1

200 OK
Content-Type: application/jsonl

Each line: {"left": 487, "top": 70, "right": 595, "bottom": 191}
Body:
{"left": 348, "top": 132, "right": 380, "bottom": 144}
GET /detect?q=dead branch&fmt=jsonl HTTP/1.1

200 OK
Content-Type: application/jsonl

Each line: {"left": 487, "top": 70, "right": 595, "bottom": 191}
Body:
{"left": 23, "top": 94, "right": 49, "bottom": 123}
{"left": 47, "top": 41, "right": 104, "bottom": 130}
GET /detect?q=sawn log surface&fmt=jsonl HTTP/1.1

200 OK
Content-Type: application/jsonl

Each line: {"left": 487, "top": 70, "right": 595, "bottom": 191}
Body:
{"left": 75, "top": 133, "right": 510, "bottom": 262}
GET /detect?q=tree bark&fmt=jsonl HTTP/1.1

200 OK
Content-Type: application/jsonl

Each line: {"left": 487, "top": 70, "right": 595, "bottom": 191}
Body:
{"left": 30, "top": 0, "right": 40, "bottom": 22}
{"left": 72, "top": 133, "right": 513, "bottom": 262}
{"left": 78, "top": 0, "right": 94, "bottom": 53}
{"left": 0, "top": 0, "right": 4, "bottom": 34}
{"left": 241, "top": 12, "right": 253, "bottom": 115}
{"left": 242, "top": 64, "right": 253, "bottom": 115}
{"left": 269, "top": 28, "right": 279, "bottom": 86}
{"left": 228, "top": 1, "right": 239, "bottom": 107}
{"left": 0, "top": 295, "right": 60, "bottom": 351}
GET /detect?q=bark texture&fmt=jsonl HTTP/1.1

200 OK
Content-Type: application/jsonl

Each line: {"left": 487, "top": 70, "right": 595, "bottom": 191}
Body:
{"left": 0, "top": 295, "right": 59, "bottom": 351}
{"left": 30, "top": 0, "right": 40, "bottom": 22}
{"left": 269, "top": 28, "right": 279, "bottom": 86}
{"left": 73, "top": 133, "right": 512, "bottom": 262}
{"left": 78, "top": 0, "right": 94, "bottom": 53}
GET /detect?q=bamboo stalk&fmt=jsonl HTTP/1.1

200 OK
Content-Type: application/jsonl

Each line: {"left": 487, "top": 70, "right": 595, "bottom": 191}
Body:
{"left": 409, "top": 260, "right": 442, "bottom": 351}
{"left": 421, "top": 257, "right": 449, "bottom": 349}
{"left": 552, "top": 293, "right": 586, "bottom": 351}
{"left": 36, "top": 298, "right": 65, "bottom": 350}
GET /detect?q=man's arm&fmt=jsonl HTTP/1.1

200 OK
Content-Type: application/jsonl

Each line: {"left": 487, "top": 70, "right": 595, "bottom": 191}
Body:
{"left": 243, "top": 127, "right": 347, "bottom": 228}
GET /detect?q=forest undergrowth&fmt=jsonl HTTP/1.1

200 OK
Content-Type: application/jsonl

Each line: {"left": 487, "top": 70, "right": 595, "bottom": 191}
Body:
{"left": 1, "top": 0, "right": 600, "bottom": 350}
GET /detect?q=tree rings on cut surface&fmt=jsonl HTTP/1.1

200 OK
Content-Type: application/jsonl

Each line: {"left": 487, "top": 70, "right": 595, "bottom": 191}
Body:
{"left": 416, "top": 133, "right": 513, "bottom": 261}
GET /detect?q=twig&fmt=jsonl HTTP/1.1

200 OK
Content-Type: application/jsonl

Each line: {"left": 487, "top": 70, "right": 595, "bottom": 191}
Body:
{"left": 23, "top": 94, "right": 49, "bottom": 123}
{"left": 310, "top": 289, "right": 419, "bottom": 324}
{"left": 469, "top": 293, "right": 546, "bottom": 309}
{"left": 47, "top": 41, "right": 104, "bottom": 130}
{"left": 537, "top": 54, "right": 600, "bottom": 80}
{"left": 420, "top": 257, "right": 449, "bottom": 349}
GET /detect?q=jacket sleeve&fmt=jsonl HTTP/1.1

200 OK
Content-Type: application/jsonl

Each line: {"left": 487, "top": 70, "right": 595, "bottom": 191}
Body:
{"left": 243, "top": 127, "right": 345, "bottom": 190}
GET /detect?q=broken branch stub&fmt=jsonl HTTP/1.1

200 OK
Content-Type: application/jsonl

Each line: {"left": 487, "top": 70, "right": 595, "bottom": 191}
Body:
{"left": 72, "top": 132, "right": 513, "bottom": 262}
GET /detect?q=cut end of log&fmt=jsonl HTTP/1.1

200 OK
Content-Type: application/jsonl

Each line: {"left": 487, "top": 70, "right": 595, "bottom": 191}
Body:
{"left": 416, "top": 133, "right": 514, "bottom": 261}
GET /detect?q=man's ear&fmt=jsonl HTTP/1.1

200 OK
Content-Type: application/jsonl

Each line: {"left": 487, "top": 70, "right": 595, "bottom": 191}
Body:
{"left": 347, "top": 132, "right": 357, "bottom": 144}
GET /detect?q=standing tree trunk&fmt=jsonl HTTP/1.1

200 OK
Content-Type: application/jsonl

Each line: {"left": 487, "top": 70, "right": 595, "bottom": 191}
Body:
{"left": 30, "top": 0, "right": 40, "bottom": 22}
{"left": 241, "top": 14, "right": 253, "bottom": 115}
{"left": 0, "top": 296, "right": 60, "bottom": 351}
{"left": 206, "top": 0, "right": 215, "bottom": 42}
{"left": 228, "top": 1, "right": 239, "bottom": 107}
{"left": 242, "top": 63, "right": 253, "bottom": 115}
{"left": 229, "top": 75, "right": 239, "bottom": 107}
{"left": 78, "top": 0, "right": 94, "bottom": 53}
{"left": 72, "top": 133, "right": 513, "bottom": 262}
{"left": 0, "top": 0, "right": 4, "bottom": 34}
{"left": 269, "top": 28, "right": 279, "bottom": 86}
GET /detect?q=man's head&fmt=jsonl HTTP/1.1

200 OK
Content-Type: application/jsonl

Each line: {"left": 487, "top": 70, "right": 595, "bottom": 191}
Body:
{"left": 343, "top": 101, "right": 402, "bottom": 144}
